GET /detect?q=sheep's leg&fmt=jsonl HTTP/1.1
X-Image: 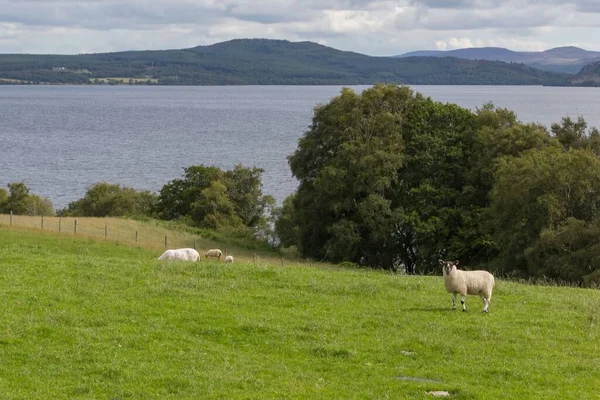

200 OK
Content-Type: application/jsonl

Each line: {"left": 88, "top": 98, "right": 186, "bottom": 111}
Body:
{"left": 461, "top": 296, "right": 466, "bottom": 312}
{"left": 481, "top": 296, "right": 490, "bottom": 313}
{"left": 451, "top": 293, "right": 457, "bottom": 310}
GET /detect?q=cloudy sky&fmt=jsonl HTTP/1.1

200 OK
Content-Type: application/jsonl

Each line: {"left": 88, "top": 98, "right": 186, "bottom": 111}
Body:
{"left": 1, "top": 0, "right": 599, "bottom": 56}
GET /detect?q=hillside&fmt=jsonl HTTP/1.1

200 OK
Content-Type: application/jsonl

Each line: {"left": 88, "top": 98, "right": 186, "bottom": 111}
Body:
{"left": 397, "top": 46, "right": 600, "bottom": 74}
{"left": 0, "top": 226, "right": 599, "bottom": 399}
{"left": 0, "top": 39, "right": 570, "bottom": 86}
{"left": 571, "top": 60, "right": 600, "bottom": 86}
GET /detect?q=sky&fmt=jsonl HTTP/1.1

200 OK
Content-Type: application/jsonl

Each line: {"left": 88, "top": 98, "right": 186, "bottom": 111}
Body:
{"left": 1, "top": 0, "right": 600, "bottom": 56}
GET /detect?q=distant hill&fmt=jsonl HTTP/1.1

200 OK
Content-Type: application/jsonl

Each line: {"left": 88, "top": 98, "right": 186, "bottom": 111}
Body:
{"left": 0, "top": 39, "right": 570, "bottom": 86}
{"left": 570, "top": 60, "right": 600, "bottom": 86}
{"left": 396, "top": 46, "right": 600, "bottom": 74}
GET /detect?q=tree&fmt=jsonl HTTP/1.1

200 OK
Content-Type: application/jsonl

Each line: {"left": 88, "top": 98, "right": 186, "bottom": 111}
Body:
{"left": 6, "top": 182, "right": 30, "bottom": 214}
{"left": 287, "top": 84, "right": 480, "bottom": 272}
{"left": 155, "top": 164, "right": 274, "bottom": 234}
{"left": 0, "top": 188, "right": 8, "bottom": 212}
{"left": 288, "top": 84, "right": 408, "bottom": 268}
{"left": 274, "top": 195, "right": 300, "bottom": 249}
{"left": 190, "top": 181, "right": 242, "bottom": 229}
{"left": 525, "top": 218, "right": 600, "bottom": 286}
{"left": 155, "top": 166, "right": 223, "bottom": 220}
{"left": 1, "top": 182, "right": 54, "bottom": 216}
{"left": 488, "top": 147, "right": 600, "bottom": 276}
{"left": 224, "top": 164, "right": 271, "bottom": 227}
{"left": 63, "top": 182, "right": 156, "bottom": 217}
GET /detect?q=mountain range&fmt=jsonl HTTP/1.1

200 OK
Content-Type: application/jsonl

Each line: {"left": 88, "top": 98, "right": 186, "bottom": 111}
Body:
{"left": 397, "top": 46, "right": 600, "bottom": 75}
{"left": 0, "top": 39, "right": 597, "bottom": 86}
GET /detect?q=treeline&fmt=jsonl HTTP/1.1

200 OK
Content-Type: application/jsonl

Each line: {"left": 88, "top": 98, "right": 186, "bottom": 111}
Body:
{"left": 275, "top": 84, "right": 600, "bottom": 286}
{"left": 2, "top": 164, "right": 275, "bottom": 248}
{"left": 0, "top": 39, "right": 571, "bottom": 86}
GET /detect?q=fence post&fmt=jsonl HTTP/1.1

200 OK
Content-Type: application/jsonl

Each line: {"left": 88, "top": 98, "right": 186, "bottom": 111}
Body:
{"left": 135, "top": 231, "right": 138, "bottom": 243}
{"left": 74, "top": 219, "right": 77, "bottom": 234}
{"left": 281, "top": 258, "right": 283, "bottom": 267}
{"left": 164, "top": 236, "right": 167, "bottom": 248}
{"left": 194, "top": 240, "right": 197, "bottom": 250}
{"left": 9, "top": 211, "right": 12, "bottom": 227}
{"left": 105, "top": 225, "right": 107, "bottom": 238}
{"left": 253, "top": 253, "right": 256, "bottom": 264}
{"left": 225, "top": 248, "right": 228, "bottom": 258}
{"left": 58, "top": 217, "right": 62, "bottom": 233}
{"left": 41, "top": 215, "right": 44, "bottom": 230}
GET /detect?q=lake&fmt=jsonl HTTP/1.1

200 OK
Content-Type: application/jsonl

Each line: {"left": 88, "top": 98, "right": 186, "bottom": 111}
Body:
{"left": 1, "top": 85, "right": 599, "bottom": 209}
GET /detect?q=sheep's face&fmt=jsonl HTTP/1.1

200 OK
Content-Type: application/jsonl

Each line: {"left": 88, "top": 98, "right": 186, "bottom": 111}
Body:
{"left": 439, "top": 259, "right": 458, "bottom": 275}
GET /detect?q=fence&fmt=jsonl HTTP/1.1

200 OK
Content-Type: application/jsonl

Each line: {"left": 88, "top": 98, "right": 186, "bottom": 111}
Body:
{"left": 0, "top": 213, "right": 297, "bottom": 267}
{"left": 0, "top": 212, "right": 204, "bottom": 252}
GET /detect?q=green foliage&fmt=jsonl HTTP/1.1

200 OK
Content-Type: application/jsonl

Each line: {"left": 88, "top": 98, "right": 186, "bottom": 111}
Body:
{"left": 156, "top": 166, "right": 224, "bottom": 220}
{"left": 0, "top": 182, "right": 54, "bottom": 216}
{"left": 61, "top": 182, "right": 157, "bottom": 217}
{"left": 274, "top": 195, "right": 300, "bottom": 249}
{"left": 283, "top": 85, "right": 600, "bottom": 283}
{"left": 489, "top": 147, "right": 600, "bottom": 276}
{"left": 191, "top": 181, "right": 242, "bottom": 229}
{"left": 288, "top": 84, "right": 481, "bottom": 272}
{"left": 525, "top": 218, "right": 600, "bottom": 285}
{"left": 0, "top": 188, "right": 8, "bottom": 211}
{"left": 0, "top": 39, "right": 571, "bottom": 85}
{"left": 156, "top": 164, "right": 274, "bottom": 241}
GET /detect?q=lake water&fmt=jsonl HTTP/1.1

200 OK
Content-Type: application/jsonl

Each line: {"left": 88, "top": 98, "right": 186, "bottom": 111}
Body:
{"left": 1, "top": 85, "right": 599, "bottom": 209}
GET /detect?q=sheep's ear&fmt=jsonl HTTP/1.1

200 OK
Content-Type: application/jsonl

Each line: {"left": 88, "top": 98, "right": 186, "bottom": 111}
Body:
{"left": 438, "top": 259, "right": 445, "bottom": 265}
{"left": 454, "top": 260, "right": 459, "bottom": 266}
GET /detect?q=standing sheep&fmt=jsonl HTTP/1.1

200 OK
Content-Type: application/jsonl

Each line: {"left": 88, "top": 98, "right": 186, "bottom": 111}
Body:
{"left": 205, "top": 249, "right": 223, "bottom": 260}
{"left": 158, "top": 248, "right": 200, "bottom": 262}
{"left": 224, "top": 255, "right": 234, "bottom": 263}
{"left": 439, "top": 259, "right": 495, "bottom": 313}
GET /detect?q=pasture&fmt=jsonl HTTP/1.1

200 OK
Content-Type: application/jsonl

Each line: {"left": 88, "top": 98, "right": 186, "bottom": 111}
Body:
{"left": 0, "top": 227, "right": 598, "bottom": 399}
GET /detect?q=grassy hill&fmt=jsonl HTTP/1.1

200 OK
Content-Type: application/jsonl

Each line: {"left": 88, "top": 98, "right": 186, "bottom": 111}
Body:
{"left": 0, "top": 39, "right": 570, "bottom": 86}
{"left": 0, "top": 226, "right": 599, "bottom": 399}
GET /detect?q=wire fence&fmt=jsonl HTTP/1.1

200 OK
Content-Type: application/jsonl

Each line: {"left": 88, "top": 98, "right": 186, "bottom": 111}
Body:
{"left": 0, "top": 213, "right": 303, "bottom": 267}
{"left": 0, "top": 212, "right": 203, "bottom": 252}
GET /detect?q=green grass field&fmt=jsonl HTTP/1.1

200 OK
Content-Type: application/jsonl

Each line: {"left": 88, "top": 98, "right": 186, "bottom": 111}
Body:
{"left": 0, "top": 226, "right": 598, "bottom": 399}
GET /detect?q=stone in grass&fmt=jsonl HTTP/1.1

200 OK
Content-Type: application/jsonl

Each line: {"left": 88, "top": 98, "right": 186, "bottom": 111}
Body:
{"left": 427, "top": 390, "right": 450, "bottom": 397}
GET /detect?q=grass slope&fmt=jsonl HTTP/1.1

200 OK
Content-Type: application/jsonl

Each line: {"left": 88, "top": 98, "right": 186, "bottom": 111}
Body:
{"left": 1, "top": 227, "right": 599, "bottom": 399}
{"left": 0, "top": 214, "right": 287, "bottom": 265}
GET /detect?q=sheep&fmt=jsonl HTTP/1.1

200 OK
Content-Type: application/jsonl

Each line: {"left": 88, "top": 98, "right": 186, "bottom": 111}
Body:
{"left": 158, "top": 248, "right": 200, "bottom": 262}
{"left": 204, "top": 249, "right": 223, "bottom": 260}
{"left": 439, "top": 259, "right": 495, "bottom": 313}
{"left": 224, "top": 255, "right": 234, "bottom": 263}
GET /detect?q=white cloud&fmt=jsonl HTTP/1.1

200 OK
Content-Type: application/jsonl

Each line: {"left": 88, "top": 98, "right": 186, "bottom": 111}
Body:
{"left": 0, "top": 0, "right": 599, "bottom": 55}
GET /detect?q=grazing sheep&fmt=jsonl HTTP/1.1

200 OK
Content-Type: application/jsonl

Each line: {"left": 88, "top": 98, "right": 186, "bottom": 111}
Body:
{"left": 204, "top": 249, "right": 223, "bottom": 260}
{"left": 158, "top": 248, "right": 200, "bottom": 262}
{"left": 224, "top": 255, "right": 234, "bottom": 263}
{"left": 439, "top": 259, "right": 495, "bottom": 313}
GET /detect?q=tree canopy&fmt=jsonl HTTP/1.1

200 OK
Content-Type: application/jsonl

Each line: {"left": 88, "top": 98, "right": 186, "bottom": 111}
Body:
{"left": 280, "top": 83, "right": 600, "bottom": 285}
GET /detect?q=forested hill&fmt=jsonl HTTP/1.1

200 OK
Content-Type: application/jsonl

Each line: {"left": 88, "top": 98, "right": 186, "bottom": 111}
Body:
{"left": 0, "top": 38, "right": 570, "bottom": 86}
{"left": 571, "top": 60, "right": 600, "bottom": 86}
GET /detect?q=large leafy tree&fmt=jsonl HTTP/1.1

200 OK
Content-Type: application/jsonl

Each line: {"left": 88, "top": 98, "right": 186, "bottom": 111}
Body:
{"left": 288, "top": 84, "right": 408, "bottom": 268}
{"left": 287, "top": 84, "right": 481, "bottom": 272}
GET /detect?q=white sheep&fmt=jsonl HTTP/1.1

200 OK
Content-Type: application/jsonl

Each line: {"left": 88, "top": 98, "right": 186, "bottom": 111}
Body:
{"left": 204, "top": 249, "right": 223, "bottom": 260}
{"left": 439, "top": 259, "right": 495, "bottom": 313}
{"left": 224, "top": 255, "right": 234, "bottom": 263}
{"left": 158, "top": 248, "right": 200, "bottom": 262}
